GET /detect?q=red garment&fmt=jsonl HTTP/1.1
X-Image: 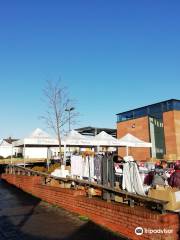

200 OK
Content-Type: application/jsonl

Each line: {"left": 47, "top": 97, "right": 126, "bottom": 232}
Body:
{"left": 144, "top": 171, "right": 154, "bottom": 185}
{"left": 168, "top": 171, "right": 180, "bottom": 188}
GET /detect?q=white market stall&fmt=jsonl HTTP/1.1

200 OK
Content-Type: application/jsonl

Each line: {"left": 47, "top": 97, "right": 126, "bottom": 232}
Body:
{"left": 118, "top": 133, "right": 152, "bottom": 156}
{"left": 62, "top": 131, "right": 152, "bottom": 160}
{"left": 13, "top": 128, "right": 61, "bottom": 159}
{"left": 62, "top": 130, "right": 95, "bottom": 165}
{"left": 63, "top": 130, "right": 95, "bottom": 146}
{"left": 55, "top": 130, "right": 153, "bottom": 196}
{"left": 93, "top": 131, "right": 120, "bottom": 147}
{"left": 62, "top": 130, "right": 122, "bottom": 162}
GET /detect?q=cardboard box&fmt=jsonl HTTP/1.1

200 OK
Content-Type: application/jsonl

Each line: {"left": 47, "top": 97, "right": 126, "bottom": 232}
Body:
{"left": 88, "top": 188, "right": 102, "bottom": 196}
{"left": 148, "top": 186, "right": 180, "bottom": 211}
{"left": 115, "top": 195, "right": 123, "bottom": 203}
{"left": 50, "top": 179, "right": 60, "bottom": 187}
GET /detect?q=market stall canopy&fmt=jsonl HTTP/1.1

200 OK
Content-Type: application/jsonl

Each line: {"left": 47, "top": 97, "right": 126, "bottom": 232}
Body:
{"left": 63, "top": 130, "right": 95, "bottom": 146}
{"left": 13, "top": 128, "right": 60, "bottom": 147}
{"left": 94, "top": 131, "right": 120, "bottom": 146}
{"left": 118, "top": 133, "right": 152, "bottom": 147}
{"left": 63, "top": 130, "right": 124, "bottom": 147}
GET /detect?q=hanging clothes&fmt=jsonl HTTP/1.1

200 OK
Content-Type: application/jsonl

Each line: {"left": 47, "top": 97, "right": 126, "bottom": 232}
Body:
{"left": 71, "top": 155, "right": 83, "bottom": 177}
{"left": 71, "top": 154, "right": 94, "bottom": 180}
{"left": 94, "top": 154, "right": 103, "bottom": 182}
{"left": 101, "top": 154, "right": 114, "bottom": 187}
{"left": 122, "top": 156, "right": 145, "bottom": 196}
{"left": 82, "top": 156, "right": 94, "bottom": 179}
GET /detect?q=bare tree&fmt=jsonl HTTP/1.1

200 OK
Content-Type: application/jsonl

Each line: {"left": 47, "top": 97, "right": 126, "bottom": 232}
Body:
{"left": 41, "top": 80, "right": 78, "bottom": 160}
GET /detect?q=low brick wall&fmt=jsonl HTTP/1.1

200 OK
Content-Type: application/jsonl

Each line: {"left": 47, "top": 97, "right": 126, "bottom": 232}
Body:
{"left": 1, "top": 174, "right": 179, "bottom": 240}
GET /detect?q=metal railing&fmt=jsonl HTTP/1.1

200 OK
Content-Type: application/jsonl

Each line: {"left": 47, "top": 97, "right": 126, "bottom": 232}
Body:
{"left": 4, "top": 165, "right": 168, "bottom": 213}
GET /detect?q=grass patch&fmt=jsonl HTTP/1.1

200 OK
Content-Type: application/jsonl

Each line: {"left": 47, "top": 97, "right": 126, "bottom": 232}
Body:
{"left": 78, "top": 215, "right": 89, "bottom": 221}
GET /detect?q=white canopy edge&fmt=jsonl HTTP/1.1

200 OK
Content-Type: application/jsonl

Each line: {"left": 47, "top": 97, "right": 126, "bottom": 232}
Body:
{"left": 13, "top": 138, "right": 60, "bottom": 147}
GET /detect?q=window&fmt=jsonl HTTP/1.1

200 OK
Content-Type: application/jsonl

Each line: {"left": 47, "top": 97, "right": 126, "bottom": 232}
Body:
{"left": 134, "top": 107, "right": 147, "bottom": 118}
{"left": 172, "top": 100, "right": 180, "bottom": 110}
{"left": 117, "top": 111, "right": 134, "bottom": 122}
{"left": 149, "top": 104, "right": 163, "bottom": 119}
{"left": 166, "top": 101, "right": 173, "bottom": 111}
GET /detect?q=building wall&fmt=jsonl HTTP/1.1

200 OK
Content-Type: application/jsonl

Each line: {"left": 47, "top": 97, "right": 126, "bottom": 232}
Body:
{"left": 163, "top": 111, "right": 176, "bottom": 158}
{"left": 0, "top": 146, "right": 21, "bottom": 158}
{"left": 163, "top": 110, "right": 180, "bottom": 159}
{"left": 0, "top": 146, "right": 12, "bottom": 158}
{"left": 174, "top": 111, "right": 180, "bottom": 158}
{"left": 117, "top": 116, "right": 151, "bottom": 161}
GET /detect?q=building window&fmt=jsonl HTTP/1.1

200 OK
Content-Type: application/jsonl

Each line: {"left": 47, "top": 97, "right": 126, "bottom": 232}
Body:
{"left": 117, "top": 111, "right": 134, "bottom": 122}
{"left": 133, "top": 107, "right": 147, "bottom": 118}
{"left": 173, "top": 100, "right": 180, "bottom": 110}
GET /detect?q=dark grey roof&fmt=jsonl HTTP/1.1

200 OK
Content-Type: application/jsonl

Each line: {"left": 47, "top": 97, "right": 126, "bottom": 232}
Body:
{"left": 116, "top": 99, "right": 180, "bottom": 115}
{"left": 75, "top": 126, "right": 116, "bottom": 137}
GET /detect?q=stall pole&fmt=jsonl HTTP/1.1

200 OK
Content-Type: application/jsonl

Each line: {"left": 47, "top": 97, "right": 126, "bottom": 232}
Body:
{"left": 63, "top": 144, "right": 66, "bottom": 165}
{"left": 24, "top": 143, "right": 26, "bottom": 167}
{"left": 47, "top": 147, "right": 50, "bottom": 171}
{"left": 11, "top": 144, "right": 13, "bottom": 165}
{"left": 126, "top": 146, "right": 129, "bottom": 156}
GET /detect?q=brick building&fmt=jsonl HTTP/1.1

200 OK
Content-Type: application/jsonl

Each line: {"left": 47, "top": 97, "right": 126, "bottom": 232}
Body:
{"left": 117, "top": 99, "right": 180, "bottom": 161}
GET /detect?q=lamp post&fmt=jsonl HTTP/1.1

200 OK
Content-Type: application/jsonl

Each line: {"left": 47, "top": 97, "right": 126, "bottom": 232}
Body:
{"left": 65, "top": 107, "right": 75, "bottom": 132}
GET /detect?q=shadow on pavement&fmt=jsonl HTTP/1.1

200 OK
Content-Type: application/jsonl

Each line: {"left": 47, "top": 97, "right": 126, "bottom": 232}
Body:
{"left": 0, "top": 179, "right": 128, "bottom": 240}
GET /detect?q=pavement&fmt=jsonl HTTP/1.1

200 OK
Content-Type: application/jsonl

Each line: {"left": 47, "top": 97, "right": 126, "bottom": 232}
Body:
{"left": 0, "top": 179, "right": 127, "bottom": 240}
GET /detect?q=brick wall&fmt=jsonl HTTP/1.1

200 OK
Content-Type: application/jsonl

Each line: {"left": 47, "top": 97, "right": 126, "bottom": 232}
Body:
{"left": 163, "top": 111, "right": 177, "bottom": 157}
{"left": 163, "top": 110, "right": 180, "bottom": 159}
{"left": 2, "top": 174, "right": 179, "bottom": 240}
{"left": 173, "top": 111, "right": 180, "bottom": 158}
{"left": 117, "top": 116, "right": 151, "bottom": 161}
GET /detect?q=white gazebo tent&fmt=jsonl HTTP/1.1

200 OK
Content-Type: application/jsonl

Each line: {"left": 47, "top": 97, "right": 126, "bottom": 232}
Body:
{"left": 62, "top": 130, "right": 95, "bottom": 163}
{"left": 63, "top": 130, "right": 120, "bottom": 154}
{"left": 94, "top": 131, "right": 120, "bottom": 146}
{"left": 63, "top": 130, "right": 95, "bottom": 146}
{"left": 62, "top": 130, "right": 122, "bottom": 172}
{"left": 13, "top": 128, "right": 61, "bottom": 161}
{"left": 118, "top": 133, "right": 152, "bottom": 156}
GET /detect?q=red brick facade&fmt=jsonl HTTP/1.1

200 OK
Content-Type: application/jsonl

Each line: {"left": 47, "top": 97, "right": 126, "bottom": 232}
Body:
{"left": 2, "top": 174, "right": 179, "bottom": 240}
{"left": 163, "top": 110, "right": 180, "bottom": 159}
{"left": 117, "top": 110, "right": 180, "bottom": 161}
{"left": 117, "top": 116, "right": 151, "bottom": 161}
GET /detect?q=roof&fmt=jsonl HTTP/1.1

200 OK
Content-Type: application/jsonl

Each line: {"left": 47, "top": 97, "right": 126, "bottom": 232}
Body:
{"left": 75, "top": 126, "right": 116, "bottom": 137}
{"left": 4, "top": 137, "right": 19, "bottom": 144}
{"left": 116, "top": 99, "right": 180, "bottom": 115}
{"left": 13, "top": 128, "right": 59, "bottom": 147}
{"left": 0, "top": 139, "right": 11, "bottom": 146}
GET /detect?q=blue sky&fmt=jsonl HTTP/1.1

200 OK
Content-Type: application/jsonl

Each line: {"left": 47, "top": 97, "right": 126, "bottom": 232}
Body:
{"left": 0, "top": 1, "right": 180, "bottom": 138}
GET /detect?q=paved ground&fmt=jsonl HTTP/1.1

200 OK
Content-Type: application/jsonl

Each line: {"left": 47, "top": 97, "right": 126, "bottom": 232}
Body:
{"left": 0, "top": 179, "right": 127, "bottom": 240}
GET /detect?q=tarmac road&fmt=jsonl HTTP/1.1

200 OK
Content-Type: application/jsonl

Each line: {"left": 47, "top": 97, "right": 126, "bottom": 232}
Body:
{"left": 0, "top": 179, "right": 127, "bottom": 240}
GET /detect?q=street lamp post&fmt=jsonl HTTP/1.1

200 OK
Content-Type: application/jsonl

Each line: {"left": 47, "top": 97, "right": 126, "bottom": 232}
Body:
{"left": 65, "top": 107, "right": 75, "bottom": 132}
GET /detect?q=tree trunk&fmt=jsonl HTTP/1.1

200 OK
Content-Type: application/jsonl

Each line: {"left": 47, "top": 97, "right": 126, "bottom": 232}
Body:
{"left": 57, "top": 127, "right": 62, "bottom": 163}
